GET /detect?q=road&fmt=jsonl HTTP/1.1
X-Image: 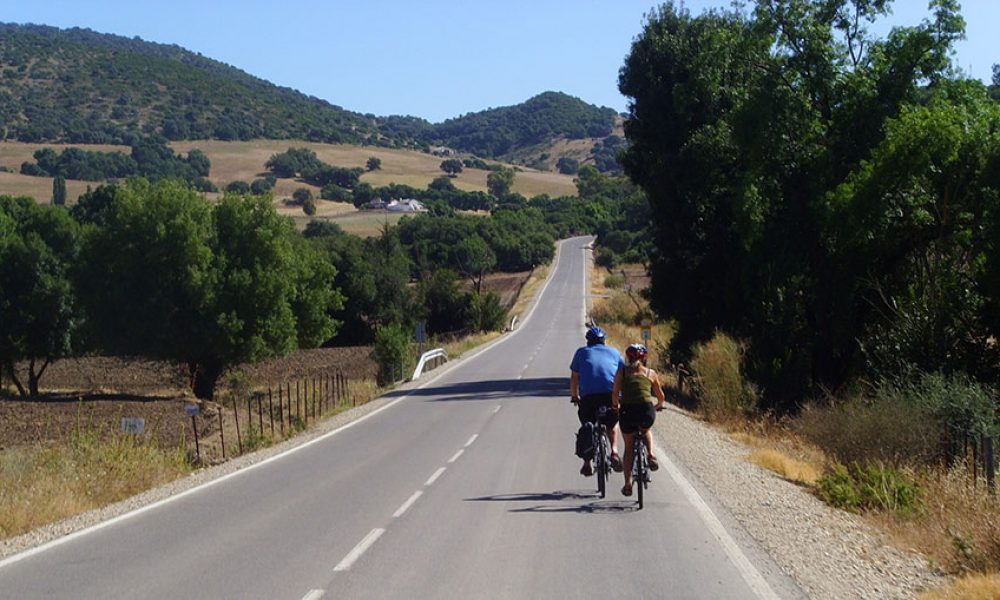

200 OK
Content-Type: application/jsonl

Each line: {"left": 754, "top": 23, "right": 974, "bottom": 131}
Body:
{"left": 0, "top": 236, "right": 802, "bottom": 599}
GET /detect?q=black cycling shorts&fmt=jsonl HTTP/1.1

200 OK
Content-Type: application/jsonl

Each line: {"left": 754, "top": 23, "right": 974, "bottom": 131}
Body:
{"left": 577, "top": 393, "right": 619, "bottom": 427}
{"left": 619, "top": 403, "right": 656, "bottom": 434}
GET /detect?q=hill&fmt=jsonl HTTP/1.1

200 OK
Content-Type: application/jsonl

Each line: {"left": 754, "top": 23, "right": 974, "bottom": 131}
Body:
{"left": 0, "top": 23, "right": 622, "bottom": 171}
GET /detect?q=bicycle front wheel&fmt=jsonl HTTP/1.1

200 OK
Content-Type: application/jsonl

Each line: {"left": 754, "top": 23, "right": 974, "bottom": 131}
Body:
{"left": 635, "top": 440, "right": 646, "bottom": 510}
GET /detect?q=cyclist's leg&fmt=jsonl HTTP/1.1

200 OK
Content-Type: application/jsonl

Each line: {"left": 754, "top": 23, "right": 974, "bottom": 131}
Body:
{"left": 577, "top": 396, "right": 598, "bottom": 475}
{"left": 641, "top": 404, "right": 658, "bottom": 470}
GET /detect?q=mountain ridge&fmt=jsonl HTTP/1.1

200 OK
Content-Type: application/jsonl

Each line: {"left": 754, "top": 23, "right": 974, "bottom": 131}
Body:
{"left": 0, "top": 23, "right": 621, "bottom": 170}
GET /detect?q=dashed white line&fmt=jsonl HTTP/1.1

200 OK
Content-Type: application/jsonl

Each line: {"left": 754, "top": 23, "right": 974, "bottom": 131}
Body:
{"left": 334, "top": 528, "right": 385, "bottom": 572}
{"left": 464, "top": 434, "right": 478, "bottom": 447}
{"left": 301, "top": 590, "right": 325, "bottom": 600}
{"left": 425, "top": 467, "right": 446, "bottom": 486}
{"left": 448, "top": 449, "right": 464, "bottom": 463}
{"left": 393, "top": 491, "right": 423, "bottom": 518}
{"left": 493, "top": 405, "right": 501, "bottom": 414}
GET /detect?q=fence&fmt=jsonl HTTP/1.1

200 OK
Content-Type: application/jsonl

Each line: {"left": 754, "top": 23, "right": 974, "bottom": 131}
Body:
{"left": 189, "top": 370, "right": 366, "bottom": 464}
{"left": 963, "top": 433, "right": 997, "bottom": 494}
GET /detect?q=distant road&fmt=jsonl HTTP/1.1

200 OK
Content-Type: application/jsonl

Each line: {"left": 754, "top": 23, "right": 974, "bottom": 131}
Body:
{"left": 0, "top": 236, "right": 800, "bottom": 599}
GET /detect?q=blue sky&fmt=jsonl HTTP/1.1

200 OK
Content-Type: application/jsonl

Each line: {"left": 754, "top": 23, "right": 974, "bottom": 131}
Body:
{"left": 1, "top": 1, "right": 996, "bottom": 123}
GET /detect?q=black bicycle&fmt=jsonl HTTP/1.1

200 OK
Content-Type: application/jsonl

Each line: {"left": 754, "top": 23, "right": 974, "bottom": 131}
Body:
{"left": 632, "top": 432, "right": 650, "bottom": 509}
{"left": 592, "top": 415, "right": 612, "bottom": 498}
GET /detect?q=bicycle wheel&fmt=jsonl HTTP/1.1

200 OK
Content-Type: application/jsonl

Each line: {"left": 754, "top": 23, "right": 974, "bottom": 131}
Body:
{"left": 635, "top": 439, "right": 646, "bottom": 510}
{"left": 595, "top": 428, "right": 606, "bottom": 498}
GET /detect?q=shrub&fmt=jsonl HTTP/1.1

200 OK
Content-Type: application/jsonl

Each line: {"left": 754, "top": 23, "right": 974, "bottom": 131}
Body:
{"left": 795, "top": 391, "right": 943, "bottom": 467}
{"left": 372, "top": 323, "right": 414, "bottom": 385}
{"left": 690, "top": 332, "right": 758, "bottom": 419}
{"left": 603, "top": 273, "right": 625, "bottom": 289}
{"left": 818, "top": 462, "right": 921, "bottom": 517}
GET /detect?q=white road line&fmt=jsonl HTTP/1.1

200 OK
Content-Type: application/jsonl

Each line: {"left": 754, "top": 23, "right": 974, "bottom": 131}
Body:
{"left": 425, "top": 467, "right": 446, "bottom": 486}
{"left": 448, "top": 449, "right": 464, "bottom": 463}
{"left": 301, "top": 590, "right": 325, "bottom": 600}
{"left": 464, "top": 434, "right": 478, "bottom": 447}
{"left": 334, "top": 528, "right": 385, "bottom": 572}
{"left": 393, "top": 491, "right": 423, "bottom": 518}
{"left": 656, "top": 442, "right": 780, "bottom": 600}
{"left": 493, "top": 405, "right": 501, "bottom": 414}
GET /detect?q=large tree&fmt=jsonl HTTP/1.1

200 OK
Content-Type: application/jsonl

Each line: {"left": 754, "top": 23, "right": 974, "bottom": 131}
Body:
{"left": 0, "top": 196, "right": 79, "bottom": 397}
{"left": 619, "top": 0, "right": 968, "bottom": 408}
{"left": 76, "top": 179, "right": 341, "bottom": 399}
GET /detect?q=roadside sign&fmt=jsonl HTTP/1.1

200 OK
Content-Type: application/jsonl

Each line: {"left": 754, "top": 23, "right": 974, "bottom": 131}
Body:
{"left": 415, "top": 320, "right": 426, "bottom": 343}
{"left": 642, "top": 327, "right": 651, "bottom": 342}
{"left": 185, "top": 403, "right": 200, "bottom": 417}
{"left": 120, "top": 417, "right": 145, "bottom": 434}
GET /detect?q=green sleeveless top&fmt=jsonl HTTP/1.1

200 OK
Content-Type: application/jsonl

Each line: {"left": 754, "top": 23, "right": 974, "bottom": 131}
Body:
{"left": 621, "top": 368, "right": 653, "bottom": 406}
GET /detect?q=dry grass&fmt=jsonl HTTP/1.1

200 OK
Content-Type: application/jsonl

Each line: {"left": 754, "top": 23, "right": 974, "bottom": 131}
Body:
{"left": 0, "top": 431, "right": 190, "bottom": 539}
{"left": 0, "top": 139, "right": 578, "bottom": 205}
{"left": 690, "top": 332, "right": 758, "bottom": 419}
{"left": 748, "top": 448, "right": 821, "bottom": 486}
{"left": 875, "top": 468, "right": 1000, "bottom": 575}
{"left": 919, "top": 573, "right": 1000, "bottom": 599}
{"left": 509, "top": 263, "right": 552, "bottom": 321}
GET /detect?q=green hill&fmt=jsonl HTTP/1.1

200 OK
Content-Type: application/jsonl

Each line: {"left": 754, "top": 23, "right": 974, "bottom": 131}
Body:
{"left": 0, "top": 23, "right": 621, "bottom": 170}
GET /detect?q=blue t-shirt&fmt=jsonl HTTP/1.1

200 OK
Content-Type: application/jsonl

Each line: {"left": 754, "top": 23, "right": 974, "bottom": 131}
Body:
{"left": 570, "top": 344, "right": 626, "bottom": 396}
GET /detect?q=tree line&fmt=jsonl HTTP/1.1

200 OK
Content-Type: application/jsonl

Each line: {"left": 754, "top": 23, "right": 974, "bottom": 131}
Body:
{"left": 618, "top": 0, "right": 1000, "bottom": 412}
{"left": 1, "top": 169, "right": 641, "bottom": 399}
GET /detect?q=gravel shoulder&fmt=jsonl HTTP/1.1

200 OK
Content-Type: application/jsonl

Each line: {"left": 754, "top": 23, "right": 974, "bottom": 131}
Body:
{"left": 652, "top": 404, "right": 945, "bottom": 600}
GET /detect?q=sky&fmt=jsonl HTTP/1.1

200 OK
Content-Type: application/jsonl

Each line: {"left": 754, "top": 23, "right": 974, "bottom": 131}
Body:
{"left": 1, "top": 0, "right": 997, "bottom": 123}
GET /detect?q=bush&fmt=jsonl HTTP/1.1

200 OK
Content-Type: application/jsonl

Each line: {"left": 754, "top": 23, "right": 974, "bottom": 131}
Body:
{"left": 603, "top": 273, "right": 625, "bottom": 289}
{"left": 690, "top": 332, "right": 757, "bottom": 419}
{"left": 818, "top": 462, "right": 921, "bottom": 517}
{"left": 372, "top": 323, "right": 414, "bottom": 385}
{"left": 795, "top": 391, "right": 943, "bottom": 467}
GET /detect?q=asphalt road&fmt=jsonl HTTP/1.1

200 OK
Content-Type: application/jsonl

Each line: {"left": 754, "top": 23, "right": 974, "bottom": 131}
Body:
{"left": 0, "top": 236, "right": 802, "bottom": 600}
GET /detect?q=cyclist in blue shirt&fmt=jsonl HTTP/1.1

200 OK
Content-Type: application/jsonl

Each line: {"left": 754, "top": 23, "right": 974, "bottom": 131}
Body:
{"left": 570, "top": 326, "right": 626, "bottom": 476}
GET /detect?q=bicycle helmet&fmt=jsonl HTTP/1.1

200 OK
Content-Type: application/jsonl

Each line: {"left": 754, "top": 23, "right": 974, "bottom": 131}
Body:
{"left": 625, "top": 343, "right": 648, "bottom": 365}
{"left": 585, "top": 326, "right": 606, "bottom": 345}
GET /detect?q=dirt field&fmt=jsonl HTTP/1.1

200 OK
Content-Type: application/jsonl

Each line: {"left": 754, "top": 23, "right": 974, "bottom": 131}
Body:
{"left": 0, "top": 347, "right": 378, "bottom": 456}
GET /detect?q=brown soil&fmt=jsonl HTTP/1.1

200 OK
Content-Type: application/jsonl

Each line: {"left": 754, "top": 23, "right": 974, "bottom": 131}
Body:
{"left": 1, "top": 347, "right": 378, "bottom": 458}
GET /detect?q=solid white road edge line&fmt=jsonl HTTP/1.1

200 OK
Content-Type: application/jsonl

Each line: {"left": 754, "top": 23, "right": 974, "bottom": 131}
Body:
{"left": 655, "top": 441, "right": 780, "bottom": 600}
{"left": 424, "top": 467, "right": 446, "bottom": 486}
{"left": 393, "top": 491, "right": 423, "bottom": 518}
{"left": 448, "top": 449, "right": 464, "bottom": 463}
{"left": 464, "top": 434, "right": 478, "bottom": 447}
{"left": 301, "top": 589, "right": 325, "bottom": 600}
{"left": 334, "top": 528, "right": 385, "bottom": 572}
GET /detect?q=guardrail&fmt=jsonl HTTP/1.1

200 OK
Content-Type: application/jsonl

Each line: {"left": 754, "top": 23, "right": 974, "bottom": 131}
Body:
{"left": 509, "top": 315, "right": 519, "bottom": 331}
{"left": 412, "top": 348, "right": 448, "bottom": 380}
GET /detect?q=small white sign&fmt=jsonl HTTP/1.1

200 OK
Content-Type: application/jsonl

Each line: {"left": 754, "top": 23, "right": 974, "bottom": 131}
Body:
{"left": 121, "top": 417, "right": 145, "bottom": 434}
{"left": 185, "top": 404, "right": 200, "bottom": 417}
{"left": 642, "top": 327, "right": 651, "bottom": 341}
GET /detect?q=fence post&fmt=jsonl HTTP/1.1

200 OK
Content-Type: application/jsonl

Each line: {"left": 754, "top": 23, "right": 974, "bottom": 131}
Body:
{"left": 295, "top": 380, "right": 301, "bottom": 422}
{"left": 985, "top": 434, "right": 996, "bottom": 495}
{"left": 268, "top": 388, "right": 274, "bottom": 438}
{"left": 286, "top": 382, "right": 291, "bottom": 427}
{"left": 219, "top": 401, "right": 226, "bottom": 460}
{"left": 257, "top": 393, "right": 264, "bottom": 437}
{"left": 232, "top": 395, "right": 243, "bottom": 455}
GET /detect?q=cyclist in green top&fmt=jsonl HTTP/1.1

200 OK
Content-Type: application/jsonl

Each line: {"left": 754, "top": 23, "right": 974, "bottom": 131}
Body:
{"left": 611, "top": 343, "right": 666, "bottom": 497}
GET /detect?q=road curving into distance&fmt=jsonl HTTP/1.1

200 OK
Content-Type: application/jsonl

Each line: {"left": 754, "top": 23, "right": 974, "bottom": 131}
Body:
{"left": 0, "top": 236, "right": 805, "bottom": 600}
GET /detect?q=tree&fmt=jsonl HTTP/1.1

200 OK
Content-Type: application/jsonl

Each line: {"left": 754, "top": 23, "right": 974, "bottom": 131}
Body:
{"left": 440, "top": 158, "right": 464, "bottom": 177}
{"left": 367, "top": 156, "right": 382, "bottom": 171}
{"left": 429, "top": 175, "right": 457, "bottom": 193}
{"left": 250, "top": 178, "right": 273, "bottom": 195}
{"left": 52, "top": 175, "right": 67, "bottom": 206}
{"left": 487, "top": 167, "right": 514, "bottom": 197}
{"left": 556, "top": 157, "right": 579, "bottom": 175}
{"left": 0, "top": 196, "right": 79, "bottom": 397}
{"left": 618, "top": 0, "right": 969, "bottom": 409}
{"left": 452, "top": 235, "right": 496, "bottom": 295}
{"left": 225, "top": 181, "right": 251, "bottom": 194}
{"left": 76, "top": 179, "right": 341, "bottom": 399}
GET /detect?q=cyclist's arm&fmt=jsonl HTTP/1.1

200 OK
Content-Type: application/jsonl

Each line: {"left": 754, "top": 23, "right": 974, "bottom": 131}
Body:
{"left": 650, "top": 369, "right": 666, "bottom": 410}
{"left": 570, "top": 370, "right": 580, "bottom": 402}
{"left": 611, "top": 368, "right": 623, "bottom": 410}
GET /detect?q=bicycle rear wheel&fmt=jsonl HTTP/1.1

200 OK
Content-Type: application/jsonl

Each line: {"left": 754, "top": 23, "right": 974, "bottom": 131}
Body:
{"left": 635, "top": 439, "right": 646, "bottom": 510}
{"left": 595, "top": 428, "right": 607, "bottom": 498}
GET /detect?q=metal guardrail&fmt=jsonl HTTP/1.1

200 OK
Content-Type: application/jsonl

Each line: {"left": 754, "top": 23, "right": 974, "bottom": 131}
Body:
{"left": 509, "top": 315, "right": 519, "bottom": 331}
{"left": 412, "top": 348, "right": 448, "bottom": 380}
